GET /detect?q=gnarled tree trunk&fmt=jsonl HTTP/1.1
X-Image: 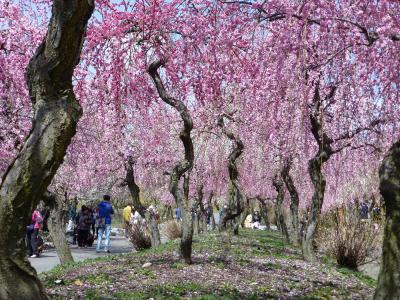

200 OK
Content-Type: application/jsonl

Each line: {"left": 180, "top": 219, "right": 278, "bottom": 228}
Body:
{"left": 256, "top": 197, "right": 271, "bottom": 230}
{"left": 148, "top": 60, "right": 195, "bottom": 263}
{"left": 302, "top": 155, "right": 327, "bottom": 260}
{"left": 0, "top": 2, "right": 93, "bottom": 299}
{"left": 281, "top": 157, "right": 300, "bottom": 245}
{"left": 43, "top": 192, "right": 73, "bottom": 265}
{"left": 218, "top": 115, "right": 246, "bottom": 233}
{"left": 124, "top": 156, "right": 161, "bottom": 248}
{"left": 197, "top": 184, "right": 208, "bottom": 234}
{"left": 273, "top": 174, "right": 290, "bottom": 243}
{"left": 302, "top": 82, "right": 381, "bottom": 260}
{"left": 374, "top": 141, "right": 400, "bottom": 300}
{"left": 207, "top": 191, "right": 216, "bottom": 230}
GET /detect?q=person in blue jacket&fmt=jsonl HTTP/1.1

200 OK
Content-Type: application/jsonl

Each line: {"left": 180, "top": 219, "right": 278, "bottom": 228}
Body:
{"left": 96, "top": 194, "right": 114, "bottom": 253}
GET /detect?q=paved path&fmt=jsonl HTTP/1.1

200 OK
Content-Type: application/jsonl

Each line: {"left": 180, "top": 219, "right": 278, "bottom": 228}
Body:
{"left": 30, "top": 236, "right": 133, "bottom": 273}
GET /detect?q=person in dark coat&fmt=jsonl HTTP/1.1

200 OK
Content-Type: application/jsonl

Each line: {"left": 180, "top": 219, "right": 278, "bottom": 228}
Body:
{"left": 77, "top": 205, "right": 92, "bottom": 247}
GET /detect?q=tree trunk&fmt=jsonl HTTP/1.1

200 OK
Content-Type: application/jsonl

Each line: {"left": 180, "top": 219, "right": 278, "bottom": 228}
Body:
{"left": 180, "top": 198, "right": 196, "bottom": 263}
{"left": 0, "top": 2, "right": 93, "bottom": 299}
{"left": 281, "top": 157, "right": 300, "bottom": 245}
{"left": 257, "top": 198, "right": 271, "bottom": 230}
{"left": 197, "top": 185, "right": 208, "bottom": 234}
{"left": 273, "top": 174, "right": 290, "bottom": 243}
{"left": 217, "top": 115, "right": 246, "bottom": 232}
{"left": 302, "top": 156, "right": 326, "bottom": 261}
{"left": 302, "top": 84, "right": 331, "bottom": 261}
{"left": 148, "top": 60, "right": 195, "bottom": 263}
{"left": 207, "top": 191, "right": 216, "bottom": 230}
{"left": 124, "top": 156, "right": 161, "bottom": 248}
{"left": 240, "top": 202, "right": 250, "bottom": 228}
{"left": 374, "top": 141, "right": 400, "bottom": 300}
{"left": 233, "top": 217, "right": 240, "bottom": 235}
{"left": 145, "top": 211, "right": 161, "bottom": 248}
{"left": 44, "top": 192, "right": 74, "bottom": 265}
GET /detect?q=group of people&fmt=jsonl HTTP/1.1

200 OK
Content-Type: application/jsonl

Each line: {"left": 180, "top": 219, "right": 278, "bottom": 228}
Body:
{"left": 174, "top": 206, "right": 214, "bottom": 225}
{"left": 68, "top": 195, "right": 115, "bottom": 253}
{"left": 122, "top": 204, "right": 160, "bottom": 238}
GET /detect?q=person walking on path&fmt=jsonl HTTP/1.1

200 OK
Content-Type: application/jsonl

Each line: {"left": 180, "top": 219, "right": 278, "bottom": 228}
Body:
{"left": 96, "top": 195, "right": 114, "bottom": 253}
{"left": 77, "top": 205, "right": 92, "bottom": 247}
{"left": 27, "top": 209, "right": 43, "bottom": 258}
{"left": 123, "top": 204, "right": 133, "bottom": 238}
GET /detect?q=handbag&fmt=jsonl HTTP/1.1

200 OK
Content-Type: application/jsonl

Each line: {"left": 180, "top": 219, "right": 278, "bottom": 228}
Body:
{"left": 97, "top": 217, "right": 106, "bottom": 229}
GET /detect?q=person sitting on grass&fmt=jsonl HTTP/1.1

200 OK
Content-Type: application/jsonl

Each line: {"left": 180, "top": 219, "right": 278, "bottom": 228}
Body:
{"left": 251, "top": 211, "right": 266, "bottom": 230}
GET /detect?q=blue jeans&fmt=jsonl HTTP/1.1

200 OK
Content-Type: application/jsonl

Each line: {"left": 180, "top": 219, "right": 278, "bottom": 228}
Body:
{"left": 96, "top": 224, "right": 111, "bottom": 251}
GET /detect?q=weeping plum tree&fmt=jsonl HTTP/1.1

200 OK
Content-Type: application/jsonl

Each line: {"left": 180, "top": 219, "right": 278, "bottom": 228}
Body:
{"left": 256, "top": 197, "right": 271, "bottom": 230}
{"left": 0, "top": 1, "right": 93, "bottom": 298}
{"left": 217, "top": 114, "right": 246, "bottom": 235}
{"left": 374, "top": 141, "right": 400, "bottom": 300}
{"left": 122, "top": 156, "right": 161, "bottom": 247}
{"left": 303, "top": 81, "right": 382, "bottom": 260}
{"left": 281, "top": 156, "right": 300, "bottom": 245}
{"left": 148, "top": 59, "right": 195, "bottom": 264}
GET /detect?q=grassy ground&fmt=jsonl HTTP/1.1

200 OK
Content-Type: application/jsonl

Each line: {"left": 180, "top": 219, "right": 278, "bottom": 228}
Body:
{"left": 42, "top": 229, "right": 376, "bottom": 299}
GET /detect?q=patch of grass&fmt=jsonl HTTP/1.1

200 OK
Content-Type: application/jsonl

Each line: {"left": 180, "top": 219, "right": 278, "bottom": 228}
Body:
{"left": 82, "top": 273, "right": 112, "bottom": 285}
{"left": 337, "top": 266, "right": 377, "bottom": 288}
{"left": 211, "top": 260, "right": 226, "bottom": 269}
{"left": 135, "top": 267, "right": 157, "bottom": 279}
{"left": 219, "top": 283, "right": 240, "bottom": 298}
{"left": 263, "top": 262, "right": 282, "bottom": 270}
{"left": 116, "top": 282, "right": 204, "bottom": 299}
{"left": 257, "top": 286, "right": 278, "bottom": 297}
{"left": 320, "top": 254, "right": 377, "bottom": 288}
{"left": 298, "top": 287, "right": 336, "bottom": 300}
{"left": 85, "top": 289, "right": 103, "bottom": 299}
{"left": 170, "top": 262, "right": 186, "bottom": 269}
{"left": 40, "top": 263, "right": 72, "bottom": 286}
{"left": 44, "top": 228, "right": 375, "bottom": 300}
{"left": 237, "top": 257, "right": 251, "bottom": 266}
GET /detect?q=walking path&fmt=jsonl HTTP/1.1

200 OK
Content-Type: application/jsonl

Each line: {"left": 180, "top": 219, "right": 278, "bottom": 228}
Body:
{"left": 30, "top": 235, "right": 133, "bottom": 273}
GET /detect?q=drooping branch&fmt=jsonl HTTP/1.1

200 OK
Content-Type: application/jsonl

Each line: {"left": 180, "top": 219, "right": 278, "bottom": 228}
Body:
{"left": 219, "top": 1, "right": 399, "bottom": 46}
{"left": 334, "top": 119, "right": 383, "bottom": 142}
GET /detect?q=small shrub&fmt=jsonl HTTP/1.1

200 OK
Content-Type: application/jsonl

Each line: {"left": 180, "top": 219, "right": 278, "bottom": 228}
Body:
{"left": 164, "top": 220, "right": 182, "bottom": 240}
{"left": 128, "top": 223, "right": 151, "bottom": 250}
{"left": 316, "top": 206, "right": 382, "bottom": 269}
